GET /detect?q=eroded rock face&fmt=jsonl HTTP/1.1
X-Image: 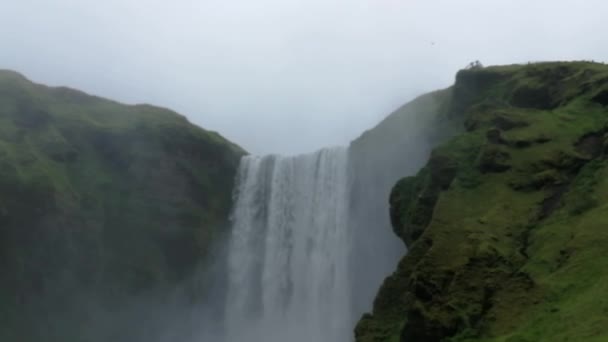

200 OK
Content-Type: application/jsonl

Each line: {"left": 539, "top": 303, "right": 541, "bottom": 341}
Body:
{"left": 389, "top": 153, "right": 457, "bottom": 246}
{"left": 477, "top": 145, "right": 511, "bottom": 173}
{"left": 356, "top": 62, "right": 608, "bottom": 342}
{"left": 591, "top": 89, "right": 608, "bottom": 106}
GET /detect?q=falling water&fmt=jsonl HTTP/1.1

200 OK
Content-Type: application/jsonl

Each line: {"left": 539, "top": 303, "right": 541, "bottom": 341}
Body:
{"left": 224, "top": 147, "right": 352, "bottom": 342}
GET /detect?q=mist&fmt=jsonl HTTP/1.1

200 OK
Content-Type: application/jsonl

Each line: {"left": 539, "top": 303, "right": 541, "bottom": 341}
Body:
{"left": 3, "top": 1, "right": 608, "bottom": 341}
{"left": 2, "top": 0, "right": 607, "bottom": 154}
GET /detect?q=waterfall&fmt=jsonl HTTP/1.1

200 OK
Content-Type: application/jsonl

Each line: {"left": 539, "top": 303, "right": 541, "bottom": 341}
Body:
{"left": 223, "top": 147, "right": 353, "bottom": 342}
{"left": 213, "top": 91, "right": 445, "bottom": 342}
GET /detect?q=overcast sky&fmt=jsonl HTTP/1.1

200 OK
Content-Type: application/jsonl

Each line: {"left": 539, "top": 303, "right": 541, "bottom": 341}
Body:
{"left": 1, "top": 0, "right": 607, "bottom": 154}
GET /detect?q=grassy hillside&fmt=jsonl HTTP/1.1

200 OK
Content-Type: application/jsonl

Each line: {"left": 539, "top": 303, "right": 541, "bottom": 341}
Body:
{"left": 0, "top": 70, "right": 244, "bottom": 341}
{"left": 347, "top": 85, "right": 460, "bottom": 319}
{"left": 355, "top": 62, "right": 608, "bottom": 341}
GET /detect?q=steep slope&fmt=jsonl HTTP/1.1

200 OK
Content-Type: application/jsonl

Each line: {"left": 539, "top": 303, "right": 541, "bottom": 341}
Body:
{"left": 356, "top": 62, "right": 608, "bottom": 341}
{"left": 0, "top": 70, "right": 244, "bottom": 341}
{"left": 348, "top": 87, "right": 460, "bottom": 318}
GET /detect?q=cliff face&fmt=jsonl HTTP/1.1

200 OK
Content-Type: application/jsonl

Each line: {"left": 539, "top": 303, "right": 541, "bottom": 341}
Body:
{"left": 0, "top": 70, "right": 244, "bottom": 341}
{"left": 347, "top": 87, "right": 458, "bottom": 318}
{"left": 356, "top": 62, "right": 608, "bottom": 342}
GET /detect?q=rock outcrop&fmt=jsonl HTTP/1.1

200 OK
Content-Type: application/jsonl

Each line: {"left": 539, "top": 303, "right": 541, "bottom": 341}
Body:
{"left": 356, "top": 62, "right": 608, "bottom": 342}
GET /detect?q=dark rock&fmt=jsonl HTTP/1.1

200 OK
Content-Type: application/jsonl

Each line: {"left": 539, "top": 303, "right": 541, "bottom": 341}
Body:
{"left": 400, "top": 306, "right": 460, "bottom": 342}
{"left": 591, "top": 89, "right": 608, "bottom": 106}
{"left": 429, "top": 153, "right": 458, "bottom": 189}
{"left": 512, "top": 139, "right": 532, "bottom": 148}
{"left": 492, "top": 115, "right": 529, "bottom": 131}
{"left": 534, "top": 135, "right": 552, "bottom": 144}
{"left": 539, "top": 185, "right": 568, "bottom": 220}
{"left": 576, "top": 132, "right": 605, "bottom": 158}
{"left": 477, "top": 146, "right": 511, "bottom": 173}
{"left": 511, "top": 85, "right": 557, "bottom": 110}
{"left": 509, "top": 169, "right": 567, "bottom": 191}
{"left": 486, "top": 129, "right": 506, "bottom": 145}
{"left": 509, "top": 135, "right": 551, "bottom": 149}
{"left": 540, "top": 151, "right": 588, "bottom": 172}
{"left": 393, "top": 154, "right": 457, "bottom": 245}
{"left": 451, "top": 69, "right": 507, "bottom": 118}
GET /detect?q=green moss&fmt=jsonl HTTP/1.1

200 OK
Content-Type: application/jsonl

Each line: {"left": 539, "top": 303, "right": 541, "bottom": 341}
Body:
{"left": 0, "top": 70, "right": 245, "bottom": 340}
{"left": 356, "top": 61, "right": 608, "bottom": 342}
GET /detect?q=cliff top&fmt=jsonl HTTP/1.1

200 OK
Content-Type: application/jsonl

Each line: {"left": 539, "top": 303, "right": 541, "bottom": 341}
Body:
{"left": 356, "top": 61, "right": 608, "bottom": 342}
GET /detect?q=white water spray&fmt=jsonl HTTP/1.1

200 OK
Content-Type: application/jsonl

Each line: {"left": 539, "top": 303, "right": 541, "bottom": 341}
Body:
{"left": 224, "top": 147, "right": 352, "bottom": 342}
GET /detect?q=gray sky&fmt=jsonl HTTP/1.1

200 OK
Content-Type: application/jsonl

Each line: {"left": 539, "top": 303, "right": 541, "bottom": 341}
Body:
{"left": 1, "top": 0, "right": 606, "bottom": 154}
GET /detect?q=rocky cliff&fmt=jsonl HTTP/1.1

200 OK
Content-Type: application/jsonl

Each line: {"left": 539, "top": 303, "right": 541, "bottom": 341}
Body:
{"left": 356, "top": 62, "right": 608, "bottom": 341}
{"left": 347, "top": 85, "right": 460, "bottom": 319}
{"left": 0, "top": 70, "right": 244, "bottom": 341}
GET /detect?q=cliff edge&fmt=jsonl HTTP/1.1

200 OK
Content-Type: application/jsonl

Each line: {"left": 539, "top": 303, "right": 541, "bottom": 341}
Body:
{"left": 356, "top": 61, "right": 608, "bottom": 342}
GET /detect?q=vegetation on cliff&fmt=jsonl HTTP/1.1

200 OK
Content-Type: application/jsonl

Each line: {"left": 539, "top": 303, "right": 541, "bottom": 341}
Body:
{"left": 347, "top": 86, "right": 459, "bottom": 318}
{"left": 0, "top": 70, "right": 244, "bottom": 341}
{"left": 355, "top": 62, "right": 608, "bottom": 342}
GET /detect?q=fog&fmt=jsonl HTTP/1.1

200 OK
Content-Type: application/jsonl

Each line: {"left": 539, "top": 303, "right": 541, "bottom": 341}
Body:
{"left": 4, "top": 2, "right": 608, "bottom": 341}
{"left": 2, "top": 0, "right": 607, "bottom": 154}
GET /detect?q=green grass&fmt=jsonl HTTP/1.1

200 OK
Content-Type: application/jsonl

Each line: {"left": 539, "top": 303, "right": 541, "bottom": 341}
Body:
{"left": 0, "top": 70, "right": 245, "bottom": 341}
{"left": 356, "top": 61, "right": 608, "bottom": 342}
